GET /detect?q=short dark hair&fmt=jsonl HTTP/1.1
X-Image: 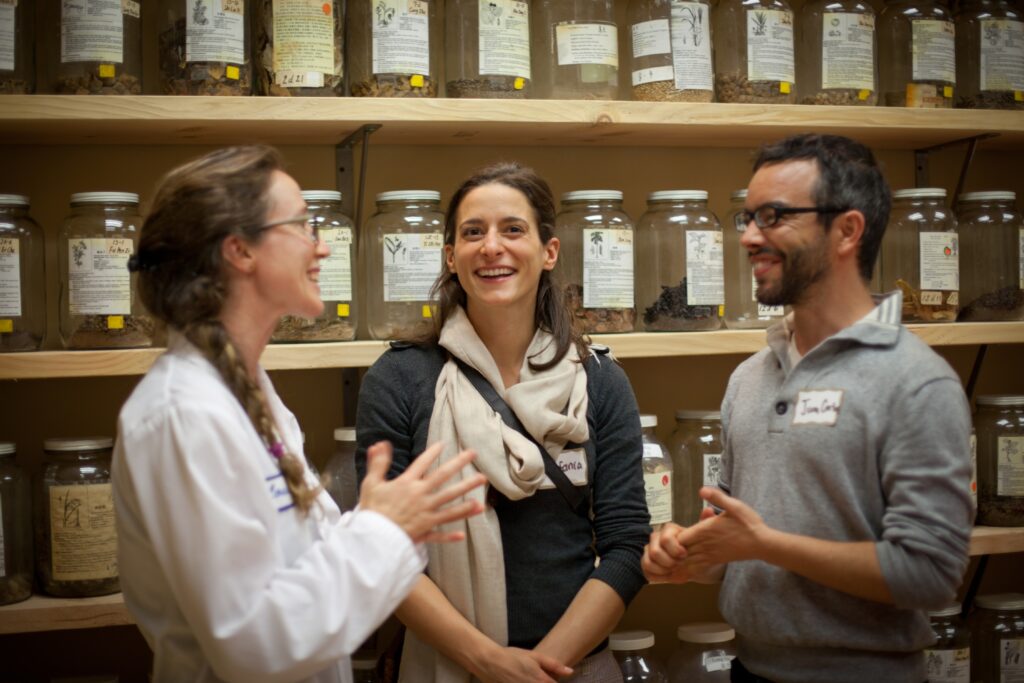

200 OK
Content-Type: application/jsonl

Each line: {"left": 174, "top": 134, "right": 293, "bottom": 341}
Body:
{"left": 753, "top": 134, "right": 891, "bottom": 281}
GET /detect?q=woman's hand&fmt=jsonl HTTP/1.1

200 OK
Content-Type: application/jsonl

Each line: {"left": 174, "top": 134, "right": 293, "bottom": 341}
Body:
{"left": 358, "top": 441, "right": 486, "bottom": 544}
{"left": 475, "top": 646, "right": 572, "bottom": 683}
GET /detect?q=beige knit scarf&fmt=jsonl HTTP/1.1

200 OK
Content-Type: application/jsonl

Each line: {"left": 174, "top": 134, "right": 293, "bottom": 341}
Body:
{"left": 399, "top": 307, "right": 589, "bottom": 683}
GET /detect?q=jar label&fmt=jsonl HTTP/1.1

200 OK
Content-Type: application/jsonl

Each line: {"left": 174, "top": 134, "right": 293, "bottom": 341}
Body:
{"left": 924, "top": 647, "right": 969, "bottom": 683}
{"left": 479, "top": 0, "right": 530, "bottom": 79}
{"left": 686, "top": 230, "right": 724, "bottom": 306}
{"left": 62, "top": 0, "right": 124, "bottom": 65}
{"left": 122, "top": 0, "right": 141, "bottom": 19}
{"left": 643, "top": 470, "right": 673, "bottom": 524}
{"left": 970, "top": 432, "right": 977, "bottom": 506}
{"left": 702, "top": 452, "right": 723, "bottom": 509}
{"left": 633, "top": 65, "right": 674, "bottom": 86}
{"left": 272, "top": 0, "right": 337, "bottom": 82}
{"left": 820, "top": 13, "right": 875, "bottom": 91}
{"left": 187, "top": 0, "right": 246, "bottom": 65}
{"left": 317, "top": 227, "right": 353, "bottom": 302}
{"left": 911, "top": 20, "right": 956, "bottom": 84}
{"left": 919, "top": 231, "right": 959, "bottom": 292}
{"left": 980, "top": 19, "right": 1024, "bottom": 92}
{"left": 582, "top": 228, "right": 634, "bottom": 309}
{"left": 382, "top": 232, "right": 442, "bottom": 302}
{"left": 1000, "top": 639, "right": 1024, "bottom": 677}
{"left": 68, "top": 238, "right": 133, "bottom": 316}
{"left": 555, "top": 23, "right": 619, "bottom": 68}
{"left": 0, "top": 237, "right": 21, "bottom": 317}
{"left": 0, "top": 1, "right": 14, "bottom": 72}
{"left": 671, "top": 1, "right": 713, "bottom": 91}
{"left": 996, "top": 436, "right": 1024, "bottom": 497}
{"left": 745, "top": 9, "right": 795, "bottom": 83}
{"left": 633, "top": 19, "right": 670, "bottom": 59}
{"left": 703, "top": 650, "right": 735, "bottom": 672}
{"left": 48, "top": 483, "right": 118, "bottom": 582}
{"left": 372, "top": 0, "right": 430, "bottom": 75}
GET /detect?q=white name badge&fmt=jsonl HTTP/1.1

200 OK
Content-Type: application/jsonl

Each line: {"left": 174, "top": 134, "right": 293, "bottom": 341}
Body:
{"left": 540, "top": 448, "right": 589, "bottom": 489}
{"left": 792, "top": 390, "right": 844, "bottom": 426}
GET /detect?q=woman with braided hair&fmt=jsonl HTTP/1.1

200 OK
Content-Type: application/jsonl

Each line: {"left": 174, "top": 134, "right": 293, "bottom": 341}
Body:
{"left": 112, "top": 145, "right": 485, "bottom": 683}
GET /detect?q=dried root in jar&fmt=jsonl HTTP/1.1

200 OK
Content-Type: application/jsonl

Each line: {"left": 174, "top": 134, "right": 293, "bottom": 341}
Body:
{"left": 0, "top": 329, "right": 42, "bottom": 352}
{"left": 67, "top": 315, "right": 155, "bottom": 349}
{"left": 350, "top": 75, "right": 438, "bottom": 97}
{"left": 0, "top": 79, "right": 30, "bottom": 94}
{"left": 446, "top": 78, "right": 526, "bottom": 99}
{"left": 956, "top": 90, "right": 1024, "bottom": 110}
{"left": 715, "top": 73, "right": 792, "bottom": 103}
{"left": 633, "top": 81, "right": 712, "bottom": 102}
{"left": 800, "top": 88, "right": 877, "bottom": 106}
{"left": 884, "top": 80, "right": 953, "bottom": 108}
{"left": 565, "top": 284, "right": 635, "bottom": 334}
{"left": 895, "top": 279, "right": 957, "bottom": 322}
{"left": 56, "top": 71, "right": 141, "bottom": 95}
{"left": 158, "top": 19, "right": 251, "bottom": 96}
{"left": 272, "top": 316, "right": 356, "bottom": 342}
{"left": 643, "top": 278, "right": 718, "bottom": 330}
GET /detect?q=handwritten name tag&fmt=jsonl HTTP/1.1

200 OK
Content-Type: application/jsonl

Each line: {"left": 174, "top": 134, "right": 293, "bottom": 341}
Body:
{"left": 792, "top": 390, "right": 844, "bottom": 426}
{"left": 265, "top": 472, "right": 294, "bottom": 512}
{"left": 540, "top": 448, "right": 588, "bottom": 489}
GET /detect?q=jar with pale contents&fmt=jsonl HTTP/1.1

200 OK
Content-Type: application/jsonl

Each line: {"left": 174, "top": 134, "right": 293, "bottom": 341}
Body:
{"left": 796, "top": 0, "right": 878, "bottom": 105}
{"left": 610, "top": 630, "right": 670, "bottom": 682}
{"left": 532, "top": 0, "right": 620, "bottom": 99}
{"left": 640, "top": 414, "right": 674, "bottom": 529}
{"left": 628, "top": 0, "right": 715, "bottom": 102}
{"left": 667, "top": 410, "right": 723, "bottom": 527}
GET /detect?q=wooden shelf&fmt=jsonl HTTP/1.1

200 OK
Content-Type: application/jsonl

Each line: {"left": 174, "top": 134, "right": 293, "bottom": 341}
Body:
{"left": 1, "top": 96, "right": 1022, "bottom": 149}
{"left": 969, "top": 526, "right": 1024, "bottom": 556}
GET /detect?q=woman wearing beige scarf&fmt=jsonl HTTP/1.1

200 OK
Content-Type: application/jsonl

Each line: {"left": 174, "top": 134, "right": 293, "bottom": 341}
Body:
{"left": 357, "top": 163, "right": 650, "bottom": 683}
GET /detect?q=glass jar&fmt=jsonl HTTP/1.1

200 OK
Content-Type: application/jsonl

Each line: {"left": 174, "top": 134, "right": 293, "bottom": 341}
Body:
{"left": 925, "top": 604, "right": 971, "bottom": 683}
{"left": 879, "top": 188, "right": 959, "bottom": 323}
{"left": 955, "top": 0, "right": 1024, "bottom": 109}
{"left": 668, "top": 410, "right": 723, "bottom": 527}
{"left": 641, "top": 414, "right": 674, "bottom": 528}
{"left": 158, "top": 0, "right": 252, "bottom": 95}
{"left": 0, "top": 442, "right": 32, "bottom": 606}
{"left": 352, "top": 658, "right": 379, "bottom": 683}
{"left": 347, "top": 0, "right": 442, "bottom": 97}
{"left": 49, "top": 0, "right": 143, "bottom": 94}
{"left": 0, "top": 195, "right": 46, "bottom": 352}
{"left": 712, "top": 0, "right": 796, "bottom": 103}
{"left": 878, "top": 0, "right": 956, "bottom": 107}
{"left": 324, "top": 427, "right": 359, "bottom": 513}
{"left": 0, "top": 0, "right": 34, "bottom": 94}
{"left": 272, "top": 191, "right": 357, "bottom": 342}
{"left": 555, "top": 191, "right": 635, "bottom": 333}
{"left": 628, "top": 0, "right": 715, "bottom": 102}
{"left": 957, "top": 191, "right": 1023, "bottom": 321}
{"left": 636, "top": 191, "right": 723, "bottom": 332}
{"left": 255, "top": 0, "right": 343, "bottom": 96}
{"left": 36, "top": 437, "right": 119, "bottom": 598}
{"left": 667, "top": 622, "right": 736, "bottom": 682}
{"left": 970, "top": 593, "right": 1024, "bottom": 683}
{"left": 365, "top": 191, "right": 443, "bottom": 340}
{"left": 724, "top": 189, "right": 784, "bottom": 329}
{"left": 532, "top": 0, "right": 620, "bottom": 99}
{"left": 610, "top": 630, "right": 670, "bottom": 682}
{"left": 975, "top": 394, "right": 1024, "bottom": 526}
{"left": 59, "top": 192, "right": 153, "bottom": 349}
{"left": 446, "top": 0, "right": 532, "bottom": 98}
{"left": 796, "top": 0, "right": 878, "bottom": 105}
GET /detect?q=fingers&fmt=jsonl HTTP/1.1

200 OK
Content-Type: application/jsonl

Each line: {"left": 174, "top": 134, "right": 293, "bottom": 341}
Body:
{"left": 402, "top": 441, "right": 444, "bottom": 478}
{"left": 425, "top": 448, "right": 478, "bottom": 489}
{"left": 699, "top": 506, "right": 718, "bottom": 521}
{"left": 362, "top": 441, "right": 393, "bottom": 485}
{"left": 430, "top": 472, "right": 487, "bottom": 508}
{"left": 427, "top": 499, "right": 484, "bottom": 529}
{"left": 643, "top": 525, "right": 689, "bottom": 582}
{"left": 534, "top": 652, "right": 572, "bottom": 678}
{"left": 699, "top": 486, "right": 738, "bottom": 513}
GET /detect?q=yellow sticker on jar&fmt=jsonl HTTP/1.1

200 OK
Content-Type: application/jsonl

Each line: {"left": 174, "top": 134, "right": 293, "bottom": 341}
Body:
{"left": 514, "top": 77, "right": 525, "bottom": 90}
{"left": 226, "top": 65, "right": 240, "bottom": 81}
{"left": 410, "top": 74, "right": 425, "bottom": 88}
{"left": 337, "top": 303, "right": 350, "bottom": 318}
{"left": 779, "top": 81, "right": 791, "bottom": 94}
{"left": 858, "top": 89, "right": 871, "bottom": 100}
{"left": 1016, "top": 91, "right": 1023, "bottom": 102}
{"left": 422, "top": 304, "right": 433, "bottom": 318}
{"left": 943, "top": 85, "right": 953, "bottom": 98}
{"left": 99, "top": 64, "right": 116, "bottom": 78}
{"left": 0, "top": 319, "right": 12, "bottom": 333}
{"left": 718, "top": 305, "right": 725, "bottom": 317}
{"left": 107, "top": 315, "right": 124, "bottom": 330}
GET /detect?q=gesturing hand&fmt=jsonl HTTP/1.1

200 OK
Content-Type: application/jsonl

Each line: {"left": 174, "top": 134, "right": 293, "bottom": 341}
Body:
{"left": 676, "top": 487, "right": 769, "bottom": 574}
{"left": 358, "top": 441, "right": 486, "bottom": 544}
{"left": 477, "top": 646, "right": 572, "bottom": 683}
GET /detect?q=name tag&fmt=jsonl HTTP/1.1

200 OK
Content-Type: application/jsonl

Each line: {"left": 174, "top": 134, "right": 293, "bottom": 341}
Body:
{"left": 540, "top": 448, "right": 589, "bottom": 489}
{"left": 792, "top": 390, "right": 844, "bottom": 426}
{"left": 265, "top": 472, "right": 294, "bottom": 512}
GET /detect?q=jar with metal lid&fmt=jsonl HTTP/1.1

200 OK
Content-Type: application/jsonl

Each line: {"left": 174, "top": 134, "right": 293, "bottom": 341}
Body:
{"left": 59, "top": 192, "right": 153, "bottom": 349}
{"left": 347, "top": 0, "right": 441, "bottom": 97}
{"left": 668, "top": 410, "right": 723, "bottom": 526}
{"left": 365, "top": 191, "right": 443, "bottom": 340}
{"left": 724, "top": 189, "right": 785, "bottom": 329}
{"left": 879, "top": 188, "right": 959, "bottom": 323}
{"left": 957, "top": 191, "right": 1023, "bottom": 321}
{"left": 272, "top": 191, "right": 357, "bottom": 343}
{"left": 955, "top": 0, "right": 1024, "bottom": 109}
{"left": 970, "top": 593, "right": 1024, "bottom": 683}
{"left": 610, "top": 630, "right": 670, "bottom": 682}
{"left": 158, "top": 0, "right": 252, "bottom": 95}
{"left": 255, "top": 0, "right": 343, "bottom": 96}
{"left": 0, "top": 0, "right": 34, "bottom": 94}
{"left": 446, "top": 0, "right": 532, "bottom": 98}
{"left": 925, "top": 604, "right": 971, "bottom": 683}
{"left": 667, "top": 622, "right": 736, "bottom": 682}
{"left": 36, "top": 437, "right": 119, "bottom": 598}
{"left": 637, "top": 191, "right": 723, "bottom": 332}
{"left": 0, "top": 442, "right": 32, "bottom": 606}
{"left": 555, "top": 191, "right": 635, "bottom": 333}
{"left": 975, "top": 394, "right": 1024, "bottom": 526}
{"left": 48, "top": 0, "right": 143, "bottom": 94}
{"left": 878, "top": 0, "right": 956, "bottom": 107}
{"left": 712, "top": 0, "right": 796, "bottom": 103}
{"left": 627, "top": 0, "right": 714, "bottom": 102}
{"left": 532, "top": 0, "right": 619, "bottom": 99}
{"left": 0, "top": 195, "right": 46, "bottom": 352}
{"left": 796, "top": 0, "right": 878, "bottom": 105}
{"left": 324, "top": 427, "right": 359, "bottom": 513}
{"left": 640, "top": 414, "right": 674, "bottom": 528}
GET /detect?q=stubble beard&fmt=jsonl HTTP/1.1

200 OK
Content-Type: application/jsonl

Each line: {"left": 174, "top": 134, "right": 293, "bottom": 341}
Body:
{"left": 754, "top": 239, "right": 830, "bottom": 307}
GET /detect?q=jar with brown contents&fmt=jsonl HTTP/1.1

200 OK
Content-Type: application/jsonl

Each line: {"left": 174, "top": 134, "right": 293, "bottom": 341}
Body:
{"left": 0, "top": 0, "right": 34, "bottom": 94}
{"left": 158, "top": 0, "right": 252, "bottom": 95}
{"left": 0, "top": 195, "right": 46, "bottom": 352}
{"left": 955, "top": 0, "right": 1024, "bottom": 109}
{"left": 975, "top": 395, "right": 1024, "bottom": 527}
{"left": 347, "top": 0, "right": 441, "bottom": 98}
{"left": 628, "top": 0, "right": 715, "bottom": 102}
{"left": 878, "top": 0, "right": 955, "bottom": 107}
{"left": 446, "top": 0, "right": 532, "bottom": 98}
{"left": 48, "top": 0, "right": 142, "bottom": 95}
{"left": 255, "top": 0, "right": 344, "bottom": 96}
{"left": 957, "top": 191, "right": 1023, "bottom": 322}
{"left": 796, "top": 0, "right": 878, "bottom": 106}
{"left": 712, "top": 0, "right": 796, "bottom": 103}
{"left": 0, "top": 442, "right": 32, "bottom": 606}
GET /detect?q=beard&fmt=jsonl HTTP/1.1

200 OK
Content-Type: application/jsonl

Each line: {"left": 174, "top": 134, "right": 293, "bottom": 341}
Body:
{"left": 754, "top": 237, "right": 830, "bottom": 307}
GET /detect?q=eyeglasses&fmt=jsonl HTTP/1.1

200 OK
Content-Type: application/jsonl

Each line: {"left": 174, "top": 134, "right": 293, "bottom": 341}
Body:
{"left": 257, "top": 213, "right": 318, "bottom": 244}
{"left": 734, "top": 205, "right": 849, "bottom": 232}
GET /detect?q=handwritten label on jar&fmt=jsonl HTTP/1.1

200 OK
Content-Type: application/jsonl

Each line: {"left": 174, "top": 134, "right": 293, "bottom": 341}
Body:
{"left": 997, "top": 436, "right": 1024, "bottom": 496}
{"left": 317, "top": 227, "right": 353, "bottom": 302}
{"left": 382, "top": 232, "right": 442, "bottom": 302}
{"left": 556, "top": 23, "right": 619, "bottom": 68}
{"left": 583, "top": 229, "right": 634, "bottom": 309}
{"left": 187, "top": 0, "right": 246, "bottom": 65}
{"left": 821, "top": 13, "right": 874, "bottom": 91}
{"left": 273, "top": 0, "right": 337, "bottom": 84}
{"left": 980, "top": 19, "right": 1024, "bottom": 92}
{"left": 62, "top": 0, "right": 124, "bottom": 65}
{"left": 372, "top": 0, "right": 430, "bottom": 75}
{"left": 702, "top": 452, "right": 723, "bottom": 509}
{"left": 746, "top": 9, "right": 795, "bottom": 83}
{"left": 671, "top": 1, "right": 713, "bottom": 91}
{"left": 686, "top": 230, "right": 724, "bottom": 306}
{"left": 0, "top": 237, "right": 20, "bottom": 317}
{"left": 924, "top": 647, "right": 969, "bottom": 683}
{"left": 703, "top": 650, "right": 735, "bottom": 672}
{"left": 911, "top": 20, "right": 955, "bottom": 84}
{"left": 479, "top": 0, "right": 530, "bottom": 79}
{"left": 0, "top": 1, "right": 14, "bottom": 72}
{"left": 919, "top": 232, "right": 960, "bottom": 292}
{"left": 68, "top": 238, "right": 132, "bottom": 316}
{"left": 48, "top": 483, "right": 118, "bottom": 582}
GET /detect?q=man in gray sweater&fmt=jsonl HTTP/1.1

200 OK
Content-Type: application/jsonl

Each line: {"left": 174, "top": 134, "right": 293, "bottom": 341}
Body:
{"left": 642, "top": 134, "right": 973, "bottom": 683}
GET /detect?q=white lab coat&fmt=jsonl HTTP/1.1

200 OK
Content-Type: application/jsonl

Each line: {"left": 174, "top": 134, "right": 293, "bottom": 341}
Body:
{"left": 113, "top": 332, "right": 425, "bottom": 683}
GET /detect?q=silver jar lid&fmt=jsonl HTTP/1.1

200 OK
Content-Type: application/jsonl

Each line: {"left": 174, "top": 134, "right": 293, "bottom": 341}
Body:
{"left": 639, "top": 414, "right": 658, "bottom": 428}
{"left": 0, "top": 194, "right": 29, "bottom": 207}
{"left": 648, "top": 190, "right": 708, "bottom": 202}
{"left": 892, "top": 188, "right": 947, "bottom": 200}
{"left": 677, "top": 622, "right": 735, "bottom": 644}
{"left": 43, "top": 437, "right": 114, "bottom": 451}
{"left": 376, "top": 190, "right": 440, "bottom": 203}
{"left": 0, "top": 442, "right": 15, "bottom": 455}
{"left": 562, "top": 190, "right": 623, "bottom": 202}
{"left": 975, "top": 593, "right": 1024, "bottom": 611}
{"left": 334, "top": 427, "right": 357, "bottom": 442}
{"left": 731, "top": 189, "right": 748, "bottom": 201}
{"left": 928, "top": 603, "right": 961, "bottom": 618}
{"left": 70, "top": 192, "right": 140, "bottom": 205}
{"left": 976, "top": 394, "right": 1024, "bottom": 406}
{"left": 958, "top": 191, "right": 1016, "bottom": 203}
{"left": 302, "top": 190, "right": 343, "bottom": 203}
{"left": 609, "top": 630, "right": 655, "bottom": 651}
{"left": 675, "top": 410, "right": 722, "bottom": 421}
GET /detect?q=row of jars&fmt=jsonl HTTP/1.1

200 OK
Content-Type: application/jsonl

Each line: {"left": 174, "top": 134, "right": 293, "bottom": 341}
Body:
{"left": 609, "top": 625, "right": 736, "bottom": 682}
{"left": 925, "top": 596, "right": 1024, "bottom": 683}
{"left": 1, "top": 0, "right": 1020, "bottom": 108}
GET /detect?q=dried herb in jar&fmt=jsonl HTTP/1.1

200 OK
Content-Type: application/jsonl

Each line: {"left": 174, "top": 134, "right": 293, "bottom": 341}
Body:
{"left": 565, "top": 284, "right": 636, "bottom": 334}
{"left": 715, "top": 74, "right": 791, "bottom": 103}
{"left": 350, "top": 75, "right": 438, "bottom": 97}
{"left": 643, "top": 278, "right": 717, "bottom": 329}
{"left": 896, "top": 279, "right": 958, "bottom": 322}
{"left": 272, "top": 316, "right": 356, "bottom": 342}
{"left": 67, "top": 314, "right": 155, "bottom": 349}
{"left": 158, "top": 3, "right": 252, "bottom": 96}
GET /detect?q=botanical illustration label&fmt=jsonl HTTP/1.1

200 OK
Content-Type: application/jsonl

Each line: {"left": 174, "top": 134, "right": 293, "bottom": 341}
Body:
{"left": 48, "top": 483, "right": 118, "bottom": 582}
{"left": 372, "top": 0, "right": 430, "bottom": 75}
{"left": 317, "top": 227, "right": 352, "bottom": 301}
{"left": 997, "top": 436, "right": 1024, "bottom": 496}
{"left": 686, "top": 230, "right": 724, "bottom": 305}
{"left": 703, "top": 650, "right": 735, "bottom": 672}
{"left": 478, "top": 0, "right": 530, "bottom": 79}
{"left": 68, "top": 238, "right": 132, "bottom": 316}
{"left": 382, "top": 232, "right": 441, "bottom": 302}
{"left": 980, "top": 19, "right": 1024, "bottom": 92}
{"left": 556, "top": 23, "right": 618, "bottom": 67}
{"left": 746, "top": 9, "right": 795, "bottom": 82}
{"left": 0, "top": 237, "right": 20, "bottom": 317}
{"left": 1000, "top": 639, "right": 1024, "bottom": 679}
{"left": 911, "top": 20, "right": 956, "bottom": 83}
{"left": 62, "top": 0, "right": 123, "bottom": 64}
{"left": 924, "top": 647, "right": 970, "bottom": 683}
{"left": 187, "top": 0, "right": 246, "bottom": 65}
{"left": 702, "top": 452, "right": 723, "bottom": 509}
{"left": 272, "top": 0, "right": 336, "bottom": 86}
{"left": 0, "top": 1, "right": 15, "bottom": 72}
{"left": 821, "top": 13, "right": 874, "bottom": 90}
{"left": 671, "top": 1, "right": 713, "bottom": 91}
{"left": 582, "top": 228, "right": 633, "bottom": 309}
{"left": 919, "top": 231, "right": 959, "bottom": 291}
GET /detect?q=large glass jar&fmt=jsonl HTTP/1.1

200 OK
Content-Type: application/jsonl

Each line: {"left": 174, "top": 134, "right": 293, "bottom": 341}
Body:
{"left": 712, "top": 0, "right": 796, "bottom": 103}
{"left": 955, "top": 0, "right": 1023, "bottom": 109}
{"left": 957, "top": 191, "right": 1023, "bottom": 321}
{"left": 925, "top": 604, "right": 971, "bottom": 683}
{"left": 158, "top": 0, "right": 252, "bottom": 95}
{"left": 628, "top": 0, "right": 715, "bottom": 102}
{"left": 667, "top": 410, "right": 723, "bottom": 527}
{"left": 879, "top": 188, "right": 959, "bottom": 323}
{"left": 255, "top": 0, "right": 343, "bottom": 96}
{"left": 637, "top": 191, "right": 723, "bottom": 332}
{"left": 975, "top": 394, "right": 1024, "bottom": 526}
{"left": 724, "top": 189, "right": 784, "bottom": 329}
{"left": 272, "top": 191, "right": 357, "bottom": 342}
{"left": 796, "top": 0, "right": 878, "bottom": 105}
{"left": 36, "top": 437, "right": 119, "bottom": 598}
{"left": 667, "top": 623, "right": 736, "bottom": 682}
{"left": 0, "top": 195, "right": 46, "bottom": 352}
{"left": 446, "top": 0, "right": 532, "bottom": 98}
{"left": 878, "top": 0, "right": 956, "bottom": 107}
{"left": 610, "top": 630, "right": 670, "bottom": 682}
{"left": 48, "top": 0, "right": 142, "bottom": 94}
{"left": 0, "top": 442, "right": 32, "bottom": 606}
{"left": 347, "top": 0, "right": 441, "bottom": 97}
{"left": 555, "top": 191, "right": 635, "bottom": 333}
{"left": 641, "top": 414, "right": 674, "bottom": 529}
{"left": 365, "top": 191, "right": 443, "bottom": 340}
{"left": 0, "top": 0, "right": 34, "bottom": 94}
{"left": 324, "top": 427, "right": 359, "bottom": 513}
{"left": 532, "top": 0, "right": 620, "bottom": 99}
{"left": 58, "top": 192, "right": 154, "bottom": 349}
{"left": 970, "top": 594, "right": 1024, "bottom": 683}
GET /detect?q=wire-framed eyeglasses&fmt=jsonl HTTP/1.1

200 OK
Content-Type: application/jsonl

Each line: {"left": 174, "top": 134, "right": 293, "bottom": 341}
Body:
{"left": 734, "top": 205, "right": 849, "bottom": 232}
{"left": 257, "top": 213, "right": 318, "bottom": 244}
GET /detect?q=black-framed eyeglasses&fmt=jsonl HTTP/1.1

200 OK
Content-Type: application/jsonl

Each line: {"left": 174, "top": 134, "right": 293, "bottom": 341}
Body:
{"left": 734, "top": 205, "right": 849, "bottom": 232}
{"left": 257, "top": 213, "right": 318, "bottom": 244}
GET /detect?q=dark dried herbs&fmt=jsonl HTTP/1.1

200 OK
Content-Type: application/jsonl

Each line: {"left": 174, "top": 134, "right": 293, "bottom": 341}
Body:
{"left": 56, "top": 72, "right": 141, "bottom": 95}
{"left": 957, "top": 91, "right": 1024, "bottom": 110}
{"left": 643, "top": 278, "right": 717, "bottom": 330}
{"left": 447, "top": 77, "right": 526, "bottom": 98}
{"left": 0, "top": 574, "right": 31, "bottom": 606}
{"left": 0, "top": 79, "right": 30, "bottom": 94}
{"left": 158, "top": 18, "right": 251, "bottom": 96}
{"left": 958, "top": 286, "right": 1024, "bottom": 322}
{"left": 66, "top": 315, "right": 154, "bottom": 349}
{"left": 351, "top": 75, "right": 438, "bottom": 97}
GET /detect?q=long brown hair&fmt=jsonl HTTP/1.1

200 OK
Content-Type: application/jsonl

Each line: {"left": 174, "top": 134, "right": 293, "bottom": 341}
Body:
{"left": 135, "top": 145, "right": 320, "bottom": 514}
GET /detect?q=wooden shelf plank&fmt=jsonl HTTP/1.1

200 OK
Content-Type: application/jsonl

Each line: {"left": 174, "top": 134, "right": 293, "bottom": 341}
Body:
{"left": 969, "top": 526, "right": 1024, "bottom": 556}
